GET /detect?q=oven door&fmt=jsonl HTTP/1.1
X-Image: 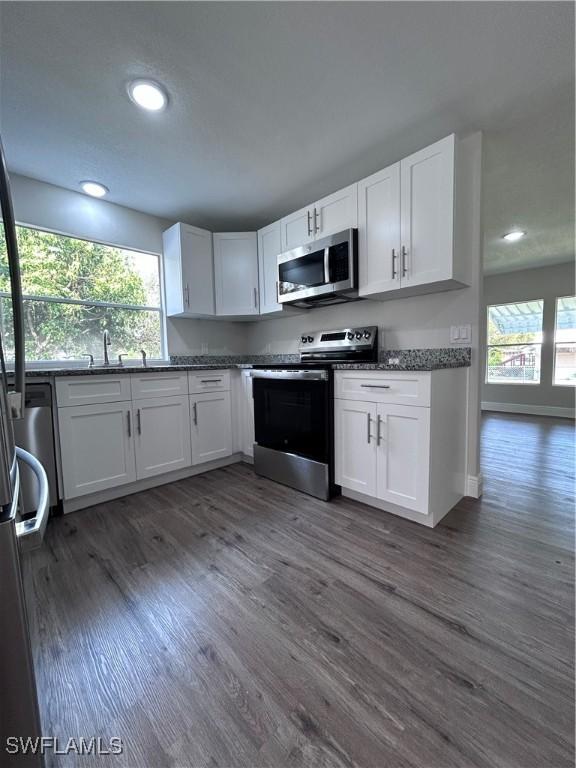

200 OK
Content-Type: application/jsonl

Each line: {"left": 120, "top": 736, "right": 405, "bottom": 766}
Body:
{"left": 277, "top": 244, "right": 329, "bottom": 304}
{"left": 252, "top": 373, "right": 329, "bottom": 463}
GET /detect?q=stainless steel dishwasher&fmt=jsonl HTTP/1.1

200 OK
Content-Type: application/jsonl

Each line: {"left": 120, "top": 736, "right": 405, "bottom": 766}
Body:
{"left": 13, "top": 382, "right": 59, "bottom": 516}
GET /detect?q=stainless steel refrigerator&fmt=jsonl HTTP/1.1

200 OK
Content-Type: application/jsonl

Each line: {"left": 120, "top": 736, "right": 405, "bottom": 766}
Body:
{"left": 0, "top": 135, "right": 50, "bottom": 767}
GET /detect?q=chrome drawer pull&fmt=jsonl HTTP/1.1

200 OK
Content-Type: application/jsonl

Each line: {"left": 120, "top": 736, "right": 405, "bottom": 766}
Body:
{"left": 361, "top": 384, "right": 391, "bottom": 389}
{"left": 200, "top": 379, "right": 222, "bottom": 383}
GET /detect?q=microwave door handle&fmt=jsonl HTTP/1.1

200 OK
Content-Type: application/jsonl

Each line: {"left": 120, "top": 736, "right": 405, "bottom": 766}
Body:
{"left": 324, "top": 247, "right": 330, "bottom": 284}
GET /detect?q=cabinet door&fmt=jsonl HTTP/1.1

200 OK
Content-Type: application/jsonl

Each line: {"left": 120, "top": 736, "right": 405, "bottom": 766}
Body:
{"left": 314, "top": 183, "right": 358, "bottom": 239}
{"left": 180, "top": 225, "right": 215, "bottom": 316}
{"left": 191, "top": 391, "right": 233, "bottom": 465}
{"left": 280, "top": 205, "right": 314, "bottom": 251}
{"left": 58, "top": 402, "right": 136, "bottom": 499}
{"left": 358, "top": 163, "right": 401, "bottom": 296}
{"left": 163, "top": 223, "right": 214, "bottom": 317}
{"left": 213, "top": 232, "right": 259, "bottom": 316}
{"left": 258, "top": 221, "right": 282, "bottom": 314}
{"left": 134, "top": 396, "right": 191, "bottom": 479}
{"left": 334, "top": 399, "right": 377, "bottom": 496}
{"left": 400, "top": 134, "right": 455, "bottom": 288}
{"left": 376, "top": 404, "right": 430, "bottom": 514}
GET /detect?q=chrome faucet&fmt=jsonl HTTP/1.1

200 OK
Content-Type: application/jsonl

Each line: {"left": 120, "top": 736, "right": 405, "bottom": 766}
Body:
{"left": 103, "top": 330, "right": 111, "bottom": 366}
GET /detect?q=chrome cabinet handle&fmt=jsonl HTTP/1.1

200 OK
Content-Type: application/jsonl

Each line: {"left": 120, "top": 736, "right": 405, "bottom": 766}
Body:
{"left": 254, "top": 287, "right": 258, "bottom": 309}
{"left": 313, "top": 208, "right": 320, "bottom": 234}
{"left": 136, "top": 408, "right": 142, "bottom": 435}
{"left": 193, "top": 402, "right": 198, "bottom": 426}
{"left": 366, "top": 412, "right": 372, "bottom": 444}
{"left": 361, "top": 384, "right": 391, "bottom": 389}
{"left": 200, "top": 379, "right": 221, "bottom": 383}
{"left": 307, "top": 210, "right": 312, "bottom": 237}
{"left": 127, "top": 410, "right": 132, "bottom": 437}
{"left": 376, "top": 414, "right": 383, "bottom": 446}
{"left": 401, "top": 246, "right": 408, "bottom": 277}
{"left": 391, "top": 248, "right": 397, "bottom": 279}
{"left": 184, "top": 283, "right": 190, "bottom": 306}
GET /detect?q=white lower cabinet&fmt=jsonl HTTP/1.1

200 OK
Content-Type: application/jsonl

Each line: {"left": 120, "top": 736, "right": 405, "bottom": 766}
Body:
{"left": 190, "top": 391, "right": 233, "bottom": 465}
{"left": 334, "top": 399, "right": 377, "bottom": 496}
{"left": 133, "top": 396, "right": 192, "bottom": 479}
{"left": 335, "top": 369, "right": 466, "bottom": 527}
{"left": 376, "top": 403, "right": 430, "bottom": 514}
{"left": 58, "top": 401, "right": 136, "bottom": 499}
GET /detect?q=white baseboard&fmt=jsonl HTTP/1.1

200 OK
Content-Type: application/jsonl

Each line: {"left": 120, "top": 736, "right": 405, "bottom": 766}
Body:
{"left": 466, "top": 473, "right": 483, "bottom": 498}
{"left": 482, "top": 401, "right": 575, "bottom": 419}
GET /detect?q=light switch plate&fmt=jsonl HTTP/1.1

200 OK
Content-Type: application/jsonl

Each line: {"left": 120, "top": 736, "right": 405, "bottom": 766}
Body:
{"left": 450, "top": 325, "right": 471, "bottom": 344}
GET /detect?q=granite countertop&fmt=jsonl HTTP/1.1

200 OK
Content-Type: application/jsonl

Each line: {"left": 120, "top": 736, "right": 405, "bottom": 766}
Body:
{"left": 19, "top": 348, "right": 471, "bottom": 377}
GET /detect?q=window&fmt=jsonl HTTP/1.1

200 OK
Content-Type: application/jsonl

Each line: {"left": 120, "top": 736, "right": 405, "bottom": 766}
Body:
{"left": 554, "top": 296, "right": 576, "bottom": 386}
{"left": 0, "top": 225, "right": 164, "bottom": 363}
{"left": 486, "top": 300, "right": 544, "bottom": 384}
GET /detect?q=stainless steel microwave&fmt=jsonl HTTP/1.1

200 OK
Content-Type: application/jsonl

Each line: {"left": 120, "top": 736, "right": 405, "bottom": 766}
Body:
{"left": 277, "top": 228, "right": 358, "bottom": 308}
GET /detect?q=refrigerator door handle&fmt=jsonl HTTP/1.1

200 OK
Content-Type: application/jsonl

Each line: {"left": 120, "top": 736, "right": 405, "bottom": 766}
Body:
{"left": 15, "top": 446, "right": 49, "bottom": 550}
{"left": 0, "top": 136, "right": 25, "bottom": 419}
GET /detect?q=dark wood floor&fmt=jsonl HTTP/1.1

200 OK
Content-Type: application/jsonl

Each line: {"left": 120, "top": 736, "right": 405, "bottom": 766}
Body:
{"left": 23, "top": 413, "right": 575, "bottom": 767}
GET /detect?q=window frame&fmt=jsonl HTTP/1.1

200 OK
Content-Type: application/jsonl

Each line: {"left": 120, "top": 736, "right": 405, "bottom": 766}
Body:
{"left": 552, "top": 294, "right": 576, "bottom": 387}
{"left": 485, "top": 299, "right": 544, "bottom": 386}
{"left": 3, "top": 220, "right": 168, "bottom": 367}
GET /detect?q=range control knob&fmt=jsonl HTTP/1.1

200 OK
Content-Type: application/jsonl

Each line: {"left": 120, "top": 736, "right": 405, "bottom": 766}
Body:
{"left": 301, "top": 336, "right": 308, "bottom": 343}
{"left": 355, "top": 332, "right": 362, "bottom": 340}
{"left": 363, "top": 330, "right": 371, "bottom": 339}
{"left": 347, "top": 332, "right": 354, "bottom": 340}
{"left": 307, "top": 336, "right": 314, "bottom": 343}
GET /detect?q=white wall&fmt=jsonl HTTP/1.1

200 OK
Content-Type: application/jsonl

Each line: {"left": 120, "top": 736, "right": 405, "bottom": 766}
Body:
{"left": 9, "top": 174, "right": 246, "bottom": 356}
{"left": 482, "top": 262, "right": 575, "bottom": 415}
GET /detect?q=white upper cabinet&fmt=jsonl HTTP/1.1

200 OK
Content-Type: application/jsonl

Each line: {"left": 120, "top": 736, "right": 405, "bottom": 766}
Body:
{"left": 358, "top": 163, "right": 401, "bottom": 296}
{"left": 314, "top": 183, "right": 358, "bottom": 239}
{"left": 213, "top": 232, "right": 259, "bottom": 317}
{"left": 281, "top": 205, "right": 315, "bottom": 252}
{"left": 400, "top": 134, "right": 455, "bottom": 289}
{"left": 280, "top": 184, "right": 358, "bottom": 252}
{"left": 257, "top": 220, "right": 283, "bottom": 314}
{"left": 358, "top": 134, "right": 475, "bottom": 299}
{"left": 163, "top": 223, "right": 215, "bottom": 317}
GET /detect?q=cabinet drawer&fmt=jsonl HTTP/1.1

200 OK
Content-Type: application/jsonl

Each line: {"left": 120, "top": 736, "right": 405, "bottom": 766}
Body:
{"left": 130, "top": 372, "right": 188, "bottom": 400}
{"left": 56, "top": 375, "right": 132, "bottom": 407}
{"left": 188, "top": 370, "right": 230, "bottom": 394}
{"left": 334, "top": 371, "right": 431, "bottom": 407}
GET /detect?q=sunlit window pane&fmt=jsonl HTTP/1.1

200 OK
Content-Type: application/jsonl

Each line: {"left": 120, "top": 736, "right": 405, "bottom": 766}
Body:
{"left": 554, "top": 297, "right": 576, "bottom": 386}
{"left": 0, "top": 298, "right": 162, "bottom": 362}
{"left": 487, "top": 344, "right": 541, "bottom": 384}
{"left": 0, "top": 224, "right": 164, "bottom": 362}
{"left": 487, "top": 300, "right": 544, "bottom": 345}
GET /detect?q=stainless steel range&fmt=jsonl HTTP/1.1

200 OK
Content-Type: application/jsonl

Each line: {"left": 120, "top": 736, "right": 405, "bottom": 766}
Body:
{"left": 252, "top": 326, "right": 377, "bottom": 500}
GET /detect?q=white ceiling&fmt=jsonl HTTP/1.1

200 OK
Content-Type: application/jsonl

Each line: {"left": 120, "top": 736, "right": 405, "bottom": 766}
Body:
{"left": 0, "top": 2, "right": 573, "bottom": 275}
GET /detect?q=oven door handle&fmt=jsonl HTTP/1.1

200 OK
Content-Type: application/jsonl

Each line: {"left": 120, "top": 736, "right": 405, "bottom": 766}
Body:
{"left": 250, "top": 369, "right": 329, "bottom": 381}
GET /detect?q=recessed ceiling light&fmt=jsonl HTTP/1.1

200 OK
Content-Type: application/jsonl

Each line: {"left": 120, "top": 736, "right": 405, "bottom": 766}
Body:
{"left": 503, "top": 230, "right": 526, "bottom": 242}
{"left": 80, "top": 181, "right": 109, "bottom": 198}
{"left": 128, "top": 79, "right": 168, "bottom": 111}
